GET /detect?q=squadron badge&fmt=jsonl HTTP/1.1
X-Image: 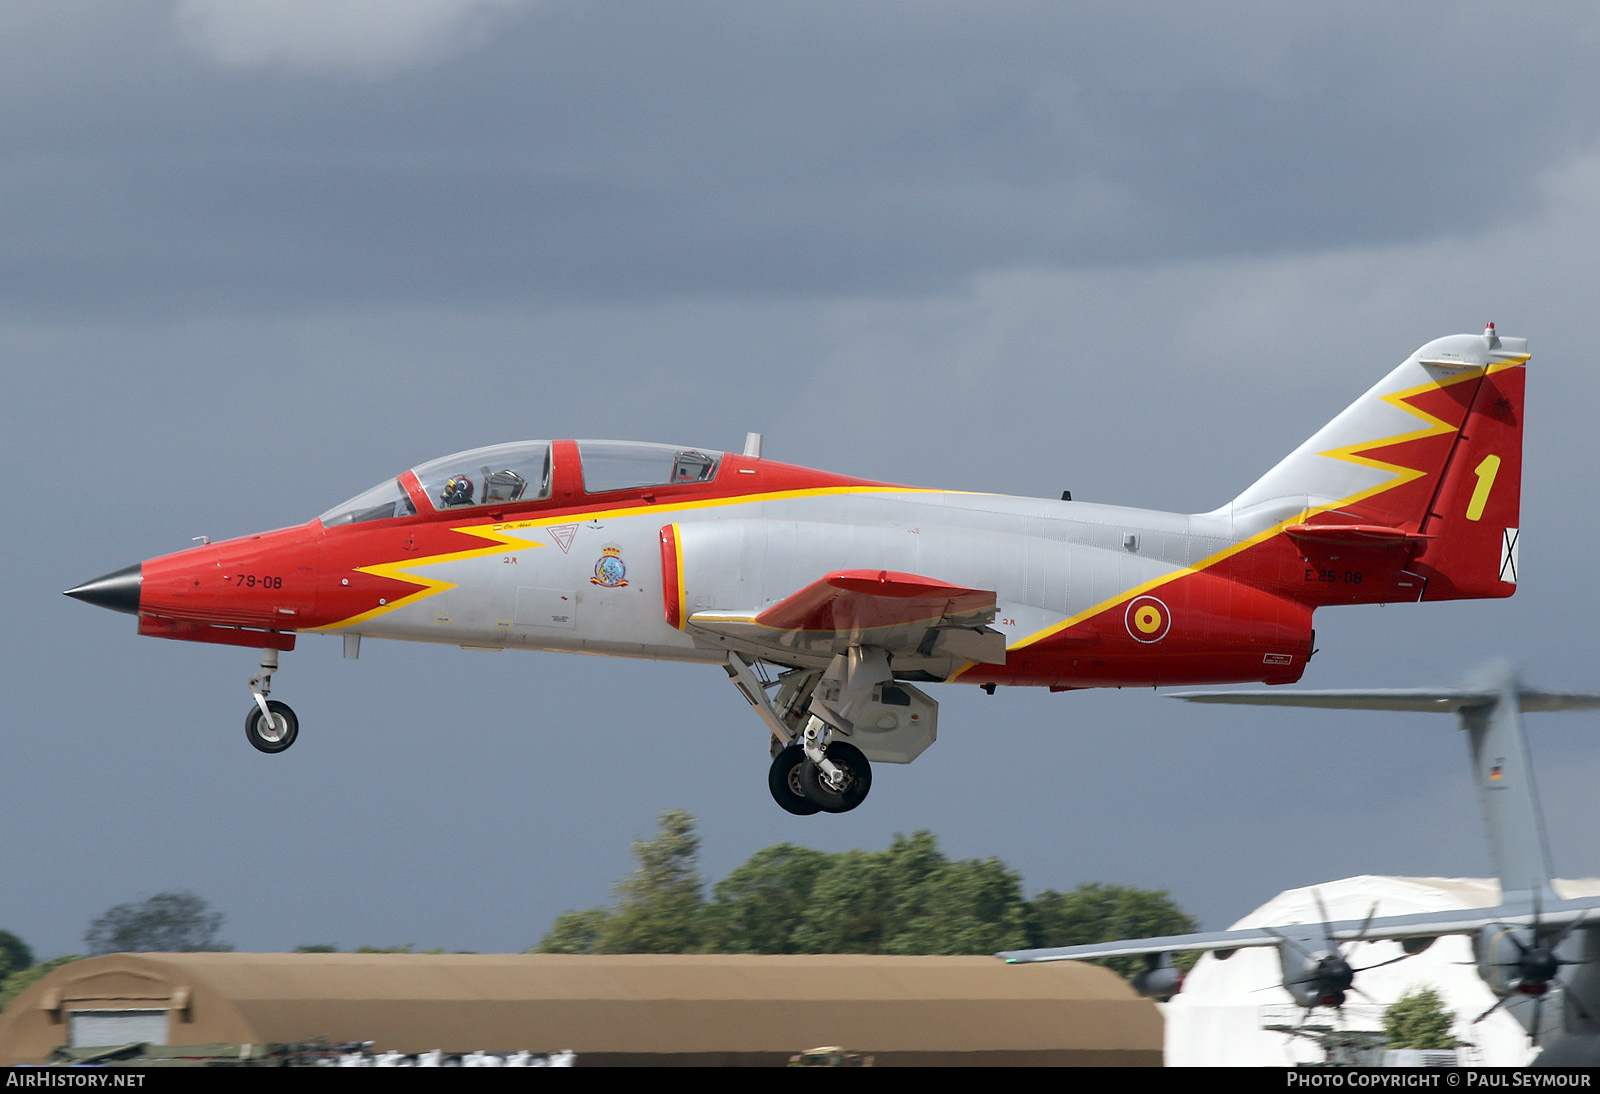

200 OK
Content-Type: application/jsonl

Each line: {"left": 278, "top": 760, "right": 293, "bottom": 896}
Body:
{"left": 591, "top": 543, "right": 628, "bottom": 587}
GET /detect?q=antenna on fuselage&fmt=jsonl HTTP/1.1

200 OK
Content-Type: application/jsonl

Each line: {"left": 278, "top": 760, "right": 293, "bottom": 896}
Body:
{"left": 743, "top": 432, "right": 763, "bottom": 458}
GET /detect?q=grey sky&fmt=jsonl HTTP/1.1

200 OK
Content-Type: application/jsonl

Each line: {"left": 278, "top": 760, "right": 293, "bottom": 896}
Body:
{"left": 7, "top": 2, "right": 1600, "bottom": 960}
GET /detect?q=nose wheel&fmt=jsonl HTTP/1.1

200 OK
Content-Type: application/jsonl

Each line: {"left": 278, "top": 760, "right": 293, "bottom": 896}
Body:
{"left": 245, "top": 700, "right": 299, "bottom": 754}
{"left": 245, "top": 648, "right": 299, "bottom": 754}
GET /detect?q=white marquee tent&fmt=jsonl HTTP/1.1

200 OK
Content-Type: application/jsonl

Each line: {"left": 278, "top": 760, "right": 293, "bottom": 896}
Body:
{"left": 1164, "top": 875, "right": 1600, "bottom": 1067}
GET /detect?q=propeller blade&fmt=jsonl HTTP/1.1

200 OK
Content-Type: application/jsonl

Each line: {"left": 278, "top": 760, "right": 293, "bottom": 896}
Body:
{"left": 1314, "top": 890, "right": 1337, "bottom": 944}
{"left": 1474, "top": 995, "right": 1508, "bottom": 1024}
{"left": 1351, "top": 951, "right": 1415, "bottom": 974}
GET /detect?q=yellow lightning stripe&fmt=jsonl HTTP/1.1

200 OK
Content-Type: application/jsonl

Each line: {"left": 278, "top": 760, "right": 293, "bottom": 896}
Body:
{"left": 309, "top": 524, "right": 548, "bottom": 631}
{"left": 1302, "top": 363, "right": 1488, "bottom": 513}
{"left": 311, "top": 486, "right": 945, "bottom": 631}
{"left": 948, "top": 356, "right": 1527, "bottom": 679}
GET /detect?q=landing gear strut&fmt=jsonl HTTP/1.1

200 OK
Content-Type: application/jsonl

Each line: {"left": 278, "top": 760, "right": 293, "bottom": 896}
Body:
{"left": 798, "top": 738, "right": 872, "bottom": 813}
{"left": 731, "top": 650, "right": 928, "bottom": 816}
{"left": 245, "top": 649, "right": 299, "bottom": 754}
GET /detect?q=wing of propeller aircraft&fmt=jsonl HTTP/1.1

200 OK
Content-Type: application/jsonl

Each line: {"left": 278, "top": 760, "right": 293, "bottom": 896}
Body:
{"left": 66, "top": 327, "right": 1528, "bottom": 814}
{"left": 997, "top": 666, "right": 1600, "bottom": 1066}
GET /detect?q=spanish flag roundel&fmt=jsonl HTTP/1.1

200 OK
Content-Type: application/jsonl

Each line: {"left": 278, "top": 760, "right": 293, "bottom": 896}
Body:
{"left": 1124, "top": 595, "right": 1171, "bottom": 643}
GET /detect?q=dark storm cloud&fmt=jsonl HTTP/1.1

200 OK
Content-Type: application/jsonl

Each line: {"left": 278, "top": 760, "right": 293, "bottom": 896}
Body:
{"left": 4, "top": 2, "right": 1599, "bottom": 318}
{"left": 11, "top": 3, "right": 1600, "bottom": 964}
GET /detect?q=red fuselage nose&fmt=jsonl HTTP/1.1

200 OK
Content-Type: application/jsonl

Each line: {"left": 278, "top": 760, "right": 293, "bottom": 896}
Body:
{"left": 138, "top": 523, "right": 321, "bottom": 628}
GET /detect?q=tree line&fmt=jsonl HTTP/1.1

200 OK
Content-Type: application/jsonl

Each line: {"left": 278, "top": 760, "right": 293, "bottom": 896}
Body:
{"left": 534, "top": 809, "right": 1196, "bottom": 975}
{"left": 0, "top": 812, "right": 1199, "bottom": 1013}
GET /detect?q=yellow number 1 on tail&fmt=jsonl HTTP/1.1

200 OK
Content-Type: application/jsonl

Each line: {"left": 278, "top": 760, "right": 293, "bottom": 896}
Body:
{"left": 1466, "top": 454, "right": 1501, "bottom": 522}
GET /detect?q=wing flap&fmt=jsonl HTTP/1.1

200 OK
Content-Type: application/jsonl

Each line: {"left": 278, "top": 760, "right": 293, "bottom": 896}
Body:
{"left": 756, "top": 569, "right": 994, "bottom": 632}
{"left": 689, "top": 569, "right": 1004, "bottom": 664}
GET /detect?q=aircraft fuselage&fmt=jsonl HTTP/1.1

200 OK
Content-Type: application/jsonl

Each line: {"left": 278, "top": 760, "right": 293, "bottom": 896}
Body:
{"left": 127, "top": 457, "right": 1315, "bottom": 690}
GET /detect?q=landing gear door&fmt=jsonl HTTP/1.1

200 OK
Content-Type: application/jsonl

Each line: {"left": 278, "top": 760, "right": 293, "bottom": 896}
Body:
{"left": 847, "top": 682, "right": 937, "bottom": 764}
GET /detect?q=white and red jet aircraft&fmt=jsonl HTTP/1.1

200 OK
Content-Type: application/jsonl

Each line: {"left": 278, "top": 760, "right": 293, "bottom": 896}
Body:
{"left": 67, "top": 327, "right": 1527, "bottom": 814}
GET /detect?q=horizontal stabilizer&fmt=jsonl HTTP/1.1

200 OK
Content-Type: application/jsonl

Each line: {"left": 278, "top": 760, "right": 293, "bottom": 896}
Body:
{"left": 1284, "top": 523, "right": 1431, "bottom": 549}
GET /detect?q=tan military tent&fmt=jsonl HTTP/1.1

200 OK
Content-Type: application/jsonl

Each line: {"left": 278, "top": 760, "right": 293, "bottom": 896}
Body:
{"left": 0, "top": 952, "right": 1159, "bottom": 1066}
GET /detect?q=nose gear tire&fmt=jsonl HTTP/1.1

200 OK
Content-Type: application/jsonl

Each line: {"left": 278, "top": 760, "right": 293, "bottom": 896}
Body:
{"left": 245, "top": 700, "right": 299, "bottom": 754}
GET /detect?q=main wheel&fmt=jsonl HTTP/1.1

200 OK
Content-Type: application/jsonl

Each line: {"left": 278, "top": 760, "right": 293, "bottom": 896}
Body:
{"left": 798, "top": 741, "right": 872, "bottom": 813}
{"left": 245, "top": 699, "right": 299, "bottom": 754}
{"left": 768, "top": 745, "right": 822, "bottom": 815}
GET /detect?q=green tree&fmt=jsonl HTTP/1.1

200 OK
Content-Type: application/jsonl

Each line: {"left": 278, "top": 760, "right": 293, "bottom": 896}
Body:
{"left": 531, "top": 818, "right": 1196, "bottom": 965}
{"left": 534, "top": 909, "right": 611, "bottom": 954}
{"left": 790, "top": 832, "right": 1029, "bottom": 955}
{"left": 0, "top": 931, "right": 33, "bottom": 984}
{"left": 84, "top": 892, "right": 232, "bottom": 955}
{"left": 1023, "top": 883, "right": 1198, "bottom": 979}
{"left": 701, "top": 843, "right": 830, "bottom": 954}
{"left": 886, "top": 855, "right": 1029, "bottom": 955}
{"left": 0, "top": 957, "right": 80, "bottom": 1015}
{"left": 571, "top": 809, "right": 705, "bottom": 954}
{"left": 789, "top": 849, "right": 897, "bottom": 953}
{"left": 1383, "top": 986, "right": 1458, "bottom": 1050}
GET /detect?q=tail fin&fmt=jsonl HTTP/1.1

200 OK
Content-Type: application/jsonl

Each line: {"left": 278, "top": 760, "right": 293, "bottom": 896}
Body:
{"left": 1224, "top": 326, "right": 1527, "bottom": 602}
{"left": 1461, "top": 666, "right": 1555, "bottom": 907}
{"left": 1172, "top": 663, "right": 1600, "bottom": 907}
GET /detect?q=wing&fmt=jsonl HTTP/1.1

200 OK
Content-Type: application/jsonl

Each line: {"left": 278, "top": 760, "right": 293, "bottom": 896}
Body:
{"left": 1168, "top": 687, "right": 1600, "bottom": 714}
{"left": 688, "top": 569, "right": 1006, "bottom": 665}
{"left": 997, "top": 897, "right": 1600, "bottom": 964}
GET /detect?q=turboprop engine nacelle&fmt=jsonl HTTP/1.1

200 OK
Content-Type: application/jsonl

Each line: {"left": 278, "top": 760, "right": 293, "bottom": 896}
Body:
{"left": 1130, "top": 953, "right": 1183, "bottom": 999}
{"left": 1477, "top": 924, "right": 1560, "bottom": 998}
{"left": 1278, "top": 937, "right": 1356, "bottom": 1010}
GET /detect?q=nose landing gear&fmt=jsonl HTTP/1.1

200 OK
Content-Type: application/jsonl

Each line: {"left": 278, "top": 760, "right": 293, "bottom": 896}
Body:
{"left": 245, "top": 700, "right": 299, "bottom": 754}
{"left": 245, "top": 649, "right": 299, "bottom": 754}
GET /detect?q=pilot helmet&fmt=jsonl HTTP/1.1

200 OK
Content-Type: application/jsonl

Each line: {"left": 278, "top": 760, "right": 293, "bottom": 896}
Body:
{"left": 442, "top": 475, "right": 474, "bottom": 506}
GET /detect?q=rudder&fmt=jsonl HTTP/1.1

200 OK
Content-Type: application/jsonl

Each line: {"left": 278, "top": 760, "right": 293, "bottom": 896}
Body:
{"left": 1411, "top": 356, "right": 1524, "bottom": 599}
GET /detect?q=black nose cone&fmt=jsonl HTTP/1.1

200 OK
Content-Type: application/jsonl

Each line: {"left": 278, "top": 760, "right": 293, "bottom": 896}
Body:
{"left": 65, "top": 563, "right": 142, "bottom": 616}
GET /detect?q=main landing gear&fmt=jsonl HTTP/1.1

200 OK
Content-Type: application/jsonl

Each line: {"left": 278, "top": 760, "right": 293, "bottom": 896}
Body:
{"left": 245, "top": 648, "right": 299, "bottom": 754}
{"left": 727, "top": 649, "right": 936, "bottom": 816}
{"left": 767, "top": 738, "right": 873, "bottom": 816}
{"left": 727, "top": 653, "right": 875, "bottom": 815}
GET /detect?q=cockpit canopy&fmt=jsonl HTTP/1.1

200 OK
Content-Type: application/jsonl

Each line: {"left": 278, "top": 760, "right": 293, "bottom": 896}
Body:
{"left": 319, "top": 440, "right": 722, "bottom": 527}
{"left": 574, "top": 440, "right": 719, "bottom": 493}
{"left": 413, "top": 442, "right": 554, "bottom": 512}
